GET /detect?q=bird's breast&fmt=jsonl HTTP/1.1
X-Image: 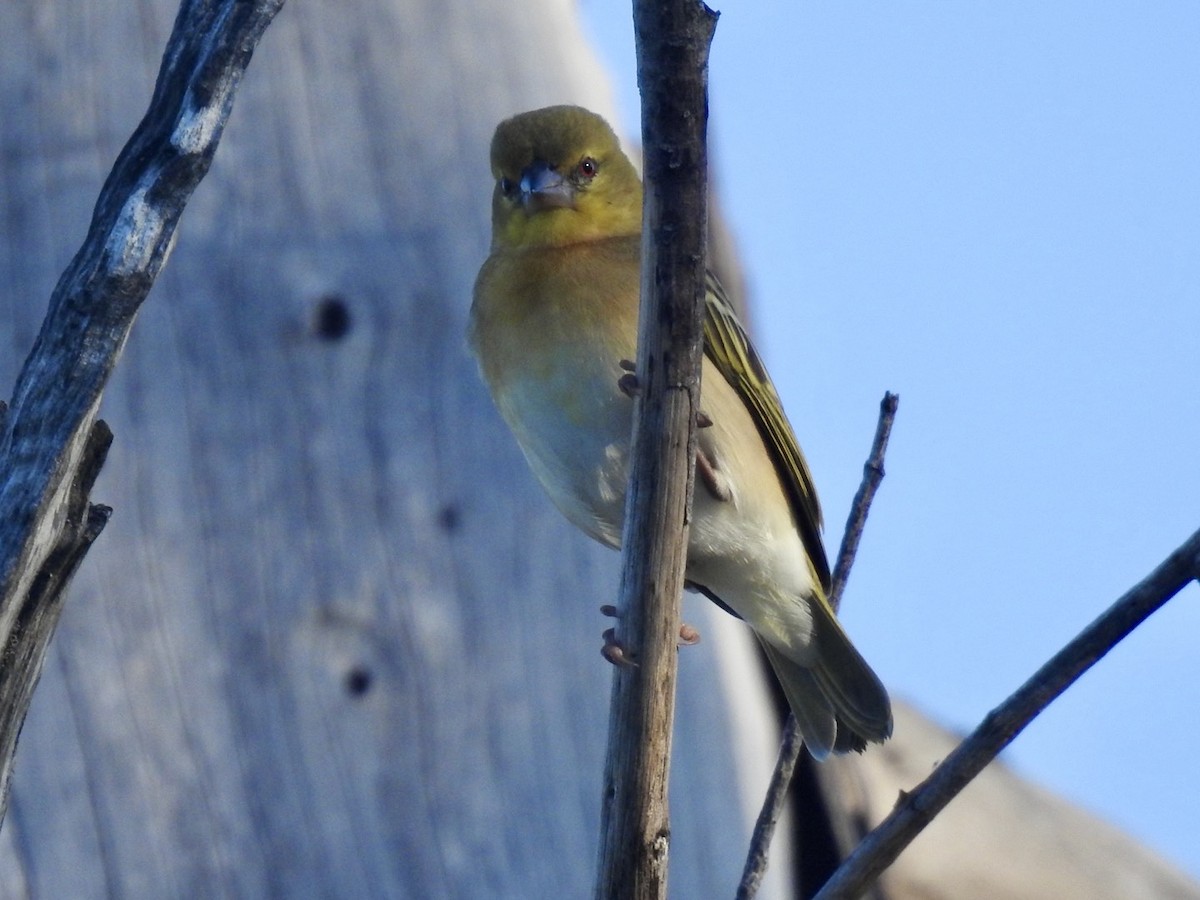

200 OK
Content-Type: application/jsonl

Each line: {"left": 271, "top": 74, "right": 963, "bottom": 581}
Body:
{"left": 470, "top": 242, "right": 642, "bottom": 544}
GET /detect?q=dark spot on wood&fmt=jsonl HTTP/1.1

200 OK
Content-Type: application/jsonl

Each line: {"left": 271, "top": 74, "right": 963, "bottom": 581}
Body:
{"left": 438, "top": 504, "right": 460, "bottom": 532}
{"left": 344, "top": 665, "right": 373, "bottom": 697}
{"left": 313, "top": 295, "right": 352, "bottom": 341}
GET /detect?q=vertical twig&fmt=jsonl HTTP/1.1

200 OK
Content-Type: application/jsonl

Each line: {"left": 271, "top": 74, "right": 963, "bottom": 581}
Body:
{"left": 593, "top": 3, "right": 718, "bottom": 899}
{"left": 738, "top": 392, "right": 899, "bottom": 899}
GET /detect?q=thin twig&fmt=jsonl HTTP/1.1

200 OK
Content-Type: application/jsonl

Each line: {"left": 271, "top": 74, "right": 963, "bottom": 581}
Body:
{"left": 813, "top": 525, "right": 1200, "bottom": 899}
{"left": 736, "top": 713, "right": 804, "bottom": 900}
{"left": 830, "top": 393, "right": 899, "bottom": 611}
{"left": 737, "top": 392, "right": 899, "bottom": 899}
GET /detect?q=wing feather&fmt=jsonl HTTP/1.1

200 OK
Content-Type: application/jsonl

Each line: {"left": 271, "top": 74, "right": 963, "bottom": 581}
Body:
{"left": 701, "top": 271, "right": 832, "bottom": 592}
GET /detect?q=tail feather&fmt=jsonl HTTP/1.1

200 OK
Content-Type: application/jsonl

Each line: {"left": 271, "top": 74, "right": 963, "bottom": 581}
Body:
{"left": 757, "top": 602, "right": 892, "bottom": 759}
{"left": 811, "top": 603, "right": 893, "bottom": 745}
{"left": 759, "top": 640, "right": 838, "bottom": 760}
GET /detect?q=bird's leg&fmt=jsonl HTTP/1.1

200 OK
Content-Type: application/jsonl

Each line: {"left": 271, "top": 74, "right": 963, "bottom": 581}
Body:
{"left": 696, "top": 446, "right": 733, "bottom": 503}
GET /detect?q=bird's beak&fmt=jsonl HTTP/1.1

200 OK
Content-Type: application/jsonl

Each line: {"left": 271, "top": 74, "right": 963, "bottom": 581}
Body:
{"left": 518, "top": 161, "right": 575, "bottom": 212}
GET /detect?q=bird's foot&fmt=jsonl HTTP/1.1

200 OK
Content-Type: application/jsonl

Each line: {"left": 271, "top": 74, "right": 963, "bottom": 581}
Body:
{"left": 619, "top": 360, "right": 713, "bottom": 431}
{"left": 678, "top": 623, "right": 701, "bottom": 646}
{"left": 601, "top": 627, "right": 637, "bottom": 667}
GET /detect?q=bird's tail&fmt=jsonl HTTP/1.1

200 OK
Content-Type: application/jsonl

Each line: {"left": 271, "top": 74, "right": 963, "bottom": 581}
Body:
{"left": 758, "top": 601, "right": 892, "bottom": 760}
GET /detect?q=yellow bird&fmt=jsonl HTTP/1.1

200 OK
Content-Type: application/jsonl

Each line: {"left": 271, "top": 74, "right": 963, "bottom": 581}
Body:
{"left": 469, "top": 105, "right": 891, "bottom": 758}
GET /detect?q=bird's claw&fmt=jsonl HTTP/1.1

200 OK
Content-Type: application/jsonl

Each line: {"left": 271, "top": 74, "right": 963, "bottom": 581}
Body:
{"left": 617, "top": 359, "right": 641, "bottom": 398}
{"left": 617, "top": 361, "right": 713, "bottom": 432}
{"left": 601, "top": 610, "right": 697, "bottom": 659}
{"left": 601, "top": 627, "right": 637, "bottom": 667}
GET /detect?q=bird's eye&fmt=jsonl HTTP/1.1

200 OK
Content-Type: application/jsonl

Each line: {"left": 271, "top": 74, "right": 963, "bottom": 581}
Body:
{"left": 576, "top": 157, "right": 599, "bottom": 180}
{"left": 499, "top": 176, "right": 515, "bottom": 196}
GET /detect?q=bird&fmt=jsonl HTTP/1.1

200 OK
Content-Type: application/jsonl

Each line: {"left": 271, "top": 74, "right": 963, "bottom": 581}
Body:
{"left": 468, "top": 104, "right": 891, "bottom": 758}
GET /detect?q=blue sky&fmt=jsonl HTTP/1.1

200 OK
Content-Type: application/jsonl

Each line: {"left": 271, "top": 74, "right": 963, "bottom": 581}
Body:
{"left": 583, "top": 1, "right": 1200, "bottom": 882}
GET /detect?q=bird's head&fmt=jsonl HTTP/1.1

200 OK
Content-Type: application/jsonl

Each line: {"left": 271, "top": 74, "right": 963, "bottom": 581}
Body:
{"left": 488, "top": 105, "right": 642, "bottom": 249}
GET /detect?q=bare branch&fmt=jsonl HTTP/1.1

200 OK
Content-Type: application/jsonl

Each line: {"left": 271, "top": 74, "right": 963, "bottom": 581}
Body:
{"left": 0, "top": 420, "right": 112, "bottom": 817}
{"left": 738, "top": 392, "right": 900, "bottom": 899}
{"left": 814, "top": 526, "right": 1200, "bottom": 900}
{"left": 830, "top": 393, "right": 899, "bottom": 611}
{"left": 593, "top": 2, "right": 718, "bottom": 898}
{"left": 0, "top": 0, "right": 285, "bottom": 824}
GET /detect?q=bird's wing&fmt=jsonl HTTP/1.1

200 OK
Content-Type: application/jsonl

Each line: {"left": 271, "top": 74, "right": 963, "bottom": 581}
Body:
{"left": 702, "top": 271, "right": 833, "bottom": 592}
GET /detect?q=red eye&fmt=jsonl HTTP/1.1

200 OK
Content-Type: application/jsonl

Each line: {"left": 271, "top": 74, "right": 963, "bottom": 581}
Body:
{"left": 577, "top": 157, "right": 598, "bottom": 179}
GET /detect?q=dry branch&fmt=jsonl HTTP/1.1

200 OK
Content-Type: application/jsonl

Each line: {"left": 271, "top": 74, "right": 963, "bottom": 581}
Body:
{"left": 0, "top": 0, "right": 285, "bottom": 824}
{"left": 0, "top": 418, "right": 112, "bottom": 818}
{"left": 593, "top": 2, "right": 718, "bottom": 898}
